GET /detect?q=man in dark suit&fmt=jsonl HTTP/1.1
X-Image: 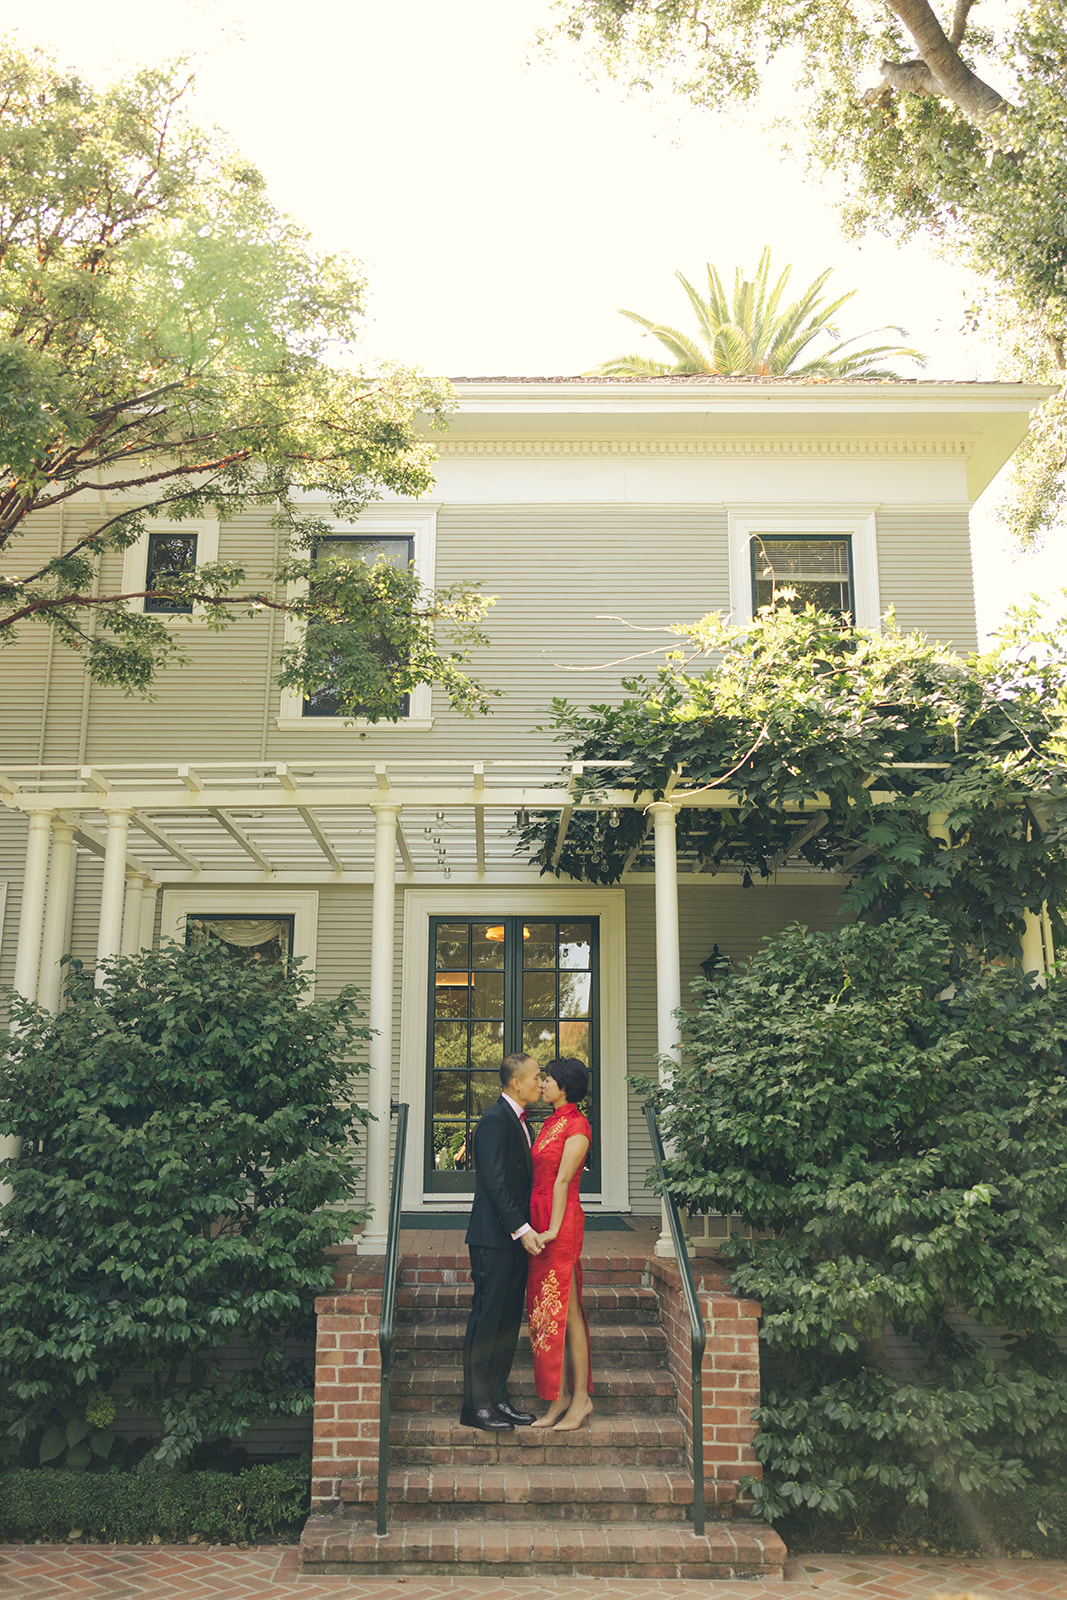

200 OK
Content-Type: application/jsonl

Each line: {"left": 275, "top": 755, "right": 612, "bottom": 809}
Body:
{"left": 461, "top": 1052, "right": 544, "bottom": 1432}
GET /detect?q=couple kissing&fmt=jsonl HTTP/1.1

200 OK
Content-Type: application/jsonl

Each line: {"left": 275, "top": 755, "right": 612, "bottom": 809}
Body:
{"left": 460, "top": 1051, "right": 594, "bottom": 1434}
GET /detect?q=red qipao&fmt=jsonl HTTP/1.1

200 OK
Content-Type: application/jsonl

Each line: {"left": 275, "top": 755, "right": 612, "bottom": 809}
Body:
{"left": 525, "top": 1101, "right": 594, "bottom": 1402}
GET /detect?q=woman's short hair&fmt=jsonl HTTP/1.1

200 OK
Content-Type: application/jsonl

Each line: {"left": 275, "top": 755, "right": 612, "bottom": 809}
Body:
{"left": 545, "top": 1056, "right": 589, "bottom": 1104}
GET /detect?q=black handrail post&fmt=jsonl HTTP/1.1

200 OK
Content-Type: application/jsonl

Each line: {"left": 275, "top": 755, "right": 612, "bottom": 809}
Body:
{"left": 376, "top": 1101, "right": 409, "bottom": 1538}
{"left": 644, "top": 1103, "right": 706, "bottom": 1537}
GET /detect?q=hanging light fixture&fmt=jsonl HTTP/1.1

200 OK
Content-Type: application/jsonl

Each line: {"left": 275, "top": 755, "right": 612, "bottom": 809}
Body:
{"left": 700, "top": 944, "right": 730, "bottom": 982}
{"left": 608, "top": 807, "right": 620, "bottom": 827}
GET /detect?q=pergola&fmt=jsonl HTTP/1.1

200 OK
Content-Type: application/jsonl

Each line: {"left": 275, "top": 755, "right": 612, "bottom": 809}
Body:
{"left": 3, "top": 757, "right": 1050, "bottom": 1250}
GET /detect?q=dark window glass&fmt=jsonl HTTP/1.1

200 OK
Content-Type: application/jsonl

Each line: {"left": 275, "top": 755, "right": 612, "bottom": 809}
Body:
{"left": 425, "top": 917, "right": 600, "bottom": 1195}
{"left": 185, "top": 914, "right": 294, "bottom": 970}
{"left": 303, "top": 535, "right": 415, "bottom": 718}
{"left": 145, "top": 531, "right": 198, "bottom": 614}
{"left": 751, "top": 535, "right": 853, "bottom": 619}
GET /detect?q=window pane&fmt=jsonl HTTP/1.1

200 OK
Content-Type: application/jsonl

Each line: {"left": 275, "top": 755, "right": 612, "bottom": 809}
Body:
{"left": 433, "top": 977, "right": 469, "bottom": 1018}
{"left": 523, "top": 923, "right": 556, "bottom": 968}
{"left": 470, "top": 1020, "right": 504, "bottom": 1068}
{"left": 752, "top": 537, "right": 852, "bottom": 617}
{"left": 559, "top": 1019, "right": 591, "bottom": 1060}
{"left": 469, "top": 1072, "right": 501, "bottom": 1116}
{"left": 433, "top": 1020, "right": 469, "bottom": 1073}
{"left": 559, "top": 971, "right": 591, "bottom": 1018}
{"left": 435, "top": 924, "right": 469, "bottom": 968}
{"left": 559, "top": 923, "right": 592, "bottom": 969}
{"left": 523, "top": 1022, "right": 557, "bottom": 1067}
{"left": 433, "top": 1122, "right": 468, "bottom": 1170}
{"left": 471, "top": 971, "right": 504, "bottom": 1018}
{"left": 145, "top": 532, "right": 197, "bottom": 614}
{"left": 472, "top": 924, "right": 505, "bottom": 969}
{"left": 303, "top": 535, "right": 414, "bottom": 717}
{"left": 433, "top": 1072, "right": 467, "bottom": 1116}
{"left": 523, "top": 971, "right": 556, "bottom": 1018}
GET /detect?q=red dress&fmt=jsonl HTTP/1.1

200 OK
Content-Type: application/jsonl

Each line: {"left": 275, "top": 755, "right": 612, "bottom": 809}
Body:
{"left": 525, "top": 1101, "right": 594, "bottom": 1402}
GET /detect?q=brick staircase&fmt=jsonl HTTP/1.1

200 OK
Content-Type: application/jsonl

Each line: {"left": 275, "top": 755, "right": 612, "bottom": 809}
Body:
{"left": 301, "top": 1250, "right": 786, "bottom": 1579}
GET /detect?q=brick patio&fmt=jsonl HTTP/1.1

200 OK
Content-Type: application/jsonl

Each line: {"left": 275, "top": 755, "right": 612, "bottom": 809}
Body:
{"left": 0, "top": 1545, "right": 1062, "bottom": 1598}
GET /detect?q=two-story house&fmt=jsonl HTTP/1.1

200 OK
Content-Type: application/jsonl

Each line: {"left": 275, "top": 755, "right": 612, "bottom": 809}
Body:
{"left": 0, "top": 377, "right": 1047, "bottom": 1247}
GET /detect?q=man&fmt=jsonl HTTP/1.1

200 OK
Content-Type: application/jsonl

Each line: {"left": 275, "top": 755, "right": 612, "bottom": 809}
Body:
{"left": 461, "top": 1052, "right": 544, "bottom": 1432}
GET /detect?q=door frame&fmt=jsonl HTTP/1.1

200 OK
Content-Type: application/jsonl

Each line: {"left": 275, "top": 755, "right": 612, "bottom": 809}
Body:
{"left": 399, "top": 885, "right": 629, "bottom": 1212}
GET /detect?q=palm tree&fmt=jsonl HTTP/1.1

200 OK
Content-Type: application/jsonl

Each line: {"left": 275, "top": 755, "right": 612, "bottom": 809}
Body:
{"left": 594, "top": 248, "right": 924, "bottom": 379}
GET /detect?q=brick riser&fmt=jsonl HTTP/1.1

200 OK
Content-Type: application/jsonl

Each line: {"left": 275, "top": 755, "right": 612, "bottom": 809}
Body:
{"left": 303, "top": 1251, "right": 787, "bottom": 1580}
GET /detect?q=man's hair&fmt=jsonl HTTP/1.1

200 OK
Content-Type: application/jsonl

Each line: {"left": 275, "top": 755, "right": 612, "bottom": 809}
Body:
{"left": 500, "top": 1052, "right": 535, "bottom": 1089}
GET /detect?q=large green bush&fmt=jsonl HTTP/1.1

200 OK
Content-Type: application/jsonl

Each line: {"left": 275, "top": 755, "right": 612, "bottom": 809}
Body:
{"left": 0, "top": 941, "right": 369, "bottom": 1468}
{"left": 643, "top": 915, "right": 1067, "bottom": 1521}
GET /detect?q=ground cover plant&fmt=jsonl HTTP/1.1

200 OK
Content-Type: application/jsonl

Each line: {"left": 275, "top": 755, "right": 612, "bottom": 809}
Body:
{"left": 0, "top": 939, "right": 369, "bottom": 1470}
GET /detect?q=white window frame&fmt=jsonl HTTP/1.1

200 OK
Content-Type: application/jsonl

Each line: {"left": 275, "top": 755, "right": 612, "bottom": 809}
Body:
{"left": 160, "top": 889, "right": 319, "bottom": 996}
{"left": 119, "top": 517, "right": 221, "bottom": 621}
{"left": 399, "top": 885, "right": 629, "bottom": 1213}
{"left": 277, "top": 505, "right": 439, "bottom": 732}
{"left": 727, "top": 507, "right": 881, "bottom": 628}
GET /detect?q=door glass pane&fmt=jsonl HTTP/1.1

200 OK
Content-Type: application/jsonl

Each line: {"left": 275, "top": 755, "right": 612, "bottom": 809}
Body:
{"left": 523, "top": 971, "right": 556, "bottom": 1017}
{"left": 469, "top": 1072, "right": 501, "bottom": 1116}
{"left": 471, "top": 971, "right": 505, "bottom": 1017}
{"left": 472, "top": 924, "right": 506, "bottom": 968}
{"left": 560, "top": 1019, "right": 591, "bottom": 1060}
{"left": 558, "top": 923, "right": 592, "bottom": 969}
{"left": 470, "top": 1019, "right": 505, "bottom": 1067}
{"left": 433, "top": 979, "right": 469, "bottom": 1018}
{"left": 523, "top": 1022, "right": 557, "bottom": 1067}
{"left": 433, "top": 1020, "right": 469, "bottom": 1072}
{"left": 523, "top": 923, "right": 556, "bottom": 968}
{"left": 433, "top": 1072, "right": 467, "bottom": 1116}
{"left": 434, "top": 1121, "right": 468, "bottom": 1170}
{"left": 435, "top": 923, "right": 469, "bottom": 968}
{"left": 559, "top": 971, "right": 591, "bottom": 1017}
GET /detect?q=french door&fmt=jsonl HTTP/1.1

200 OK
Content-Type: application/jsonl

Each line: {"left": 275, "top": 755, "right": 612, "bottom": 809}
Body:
{"left": 425, "top": 916, "right": 600, "bottom": 1194}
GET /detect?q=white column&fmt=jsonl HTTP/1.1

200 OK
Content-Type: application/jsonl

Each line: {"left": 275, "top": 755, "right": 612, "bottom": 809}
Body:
{"left": 358, "top": 803, "right": 399, "bottom": 1255}
{"left": 651, "top": 802, "right": 683, "bottom": 1258}
{"left": 139, "top": 882, "right": 159, "bottom": 952}
{"left": 38, "top": 820, "right": 76, "bottom": 1013}
{"left": 12, "top": 810, "right": 54, "bottom": 1006}
{"left": 6, "top": 810, "right": 54, "bottom": 1194}
{"left": 121, "top": 874, "right": 146, "bottom": 956}
{"left": 1022, "top": 910, "right": 1046, "bottom": 984}
{"left": 96, "top": 809, "right": 132, "bottom": 983}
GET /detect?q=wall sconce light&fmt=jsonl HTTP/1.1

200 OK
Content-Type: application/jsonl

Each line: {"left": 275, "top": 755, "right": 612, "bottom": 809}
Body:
{"left": 516, "top": 807, "right": 530, "bottom": 827}
{"left": 700, "top": 944, "right": 730, "bottom": 982}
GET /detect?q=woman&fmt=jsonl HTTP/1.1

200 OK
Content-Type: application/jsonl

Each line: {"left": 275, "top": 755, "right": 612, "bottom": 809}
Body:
{"left": 526, "top": 1056, "right": 593, "bottom": 1431}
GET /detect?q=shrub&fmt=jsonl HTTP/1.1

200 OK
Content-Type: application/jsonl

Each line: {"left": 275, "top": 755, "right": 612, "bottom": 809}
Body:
{"left": 0, "top": 941, "right": 369, "bottom": 1467}
{"left": 643, "top": 914, "right": 1067, "bottom": 1520}
{"left": 0, "top": 1457, "right": 310, "bottom": 1543}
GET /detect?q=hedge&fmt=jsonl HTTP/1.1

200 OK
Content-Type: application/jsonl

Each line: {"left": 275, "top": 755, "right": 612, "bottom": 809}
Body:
{"left": 0, "top": 1458, "right": 309, "bottom": 1544}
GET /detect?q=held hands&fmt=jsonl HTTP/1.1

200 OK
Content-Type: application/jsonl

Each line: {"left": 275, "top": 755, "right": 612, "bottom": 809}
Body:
{"left": 521, "top": 1230, "right": 543, "bottom": 1256}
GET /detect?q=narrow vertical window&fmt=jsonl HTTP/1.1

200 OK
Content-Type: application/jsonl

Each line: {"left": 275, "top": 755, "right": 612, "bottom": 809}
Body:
{"left": 144, "top": 531, "right": 198, "bottom": 614}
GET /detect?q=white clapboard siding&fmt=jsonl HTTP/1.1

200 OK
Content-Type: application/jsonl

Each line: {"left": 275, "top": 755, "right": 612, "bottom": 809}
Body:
{"left": 876, "top": 506, "right": 977, "bottom": 651}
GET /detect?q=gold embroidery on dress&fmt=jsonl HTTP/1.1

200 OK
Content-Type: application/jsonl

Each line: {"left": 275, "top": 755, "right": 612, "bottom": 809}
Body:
{"left": 528, "top": 1269, "right": 564, "bottom": 1355}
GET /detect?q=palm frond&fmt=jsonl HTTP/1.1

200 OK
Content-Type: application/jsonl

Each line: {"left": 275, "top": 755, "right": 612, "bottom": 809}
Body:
{"left": 711, "top": 325, "right": 755, "bottom": 374}
{"left": 675, "top": 272, "right": 717, "bottom": 347}
{"left": 593, "top": 352, "right": 674, "bottom": 376}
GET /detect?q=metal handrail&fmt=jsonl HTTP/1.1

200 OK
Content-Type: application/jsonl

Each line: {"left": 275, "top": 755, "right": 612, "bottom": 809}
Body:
{"left": 376, "top": 1101, "right": 409, "bottom": 1537}
{"left": 644, "top": 1103, "right": 706, "bottom": 1536}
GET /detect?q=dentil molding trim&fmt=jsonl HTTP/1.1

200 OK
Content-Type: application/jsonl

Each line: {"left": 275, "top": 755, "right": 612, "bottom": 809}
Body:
{"left": 435, "top": 436, "right": 974, "bottom": 459}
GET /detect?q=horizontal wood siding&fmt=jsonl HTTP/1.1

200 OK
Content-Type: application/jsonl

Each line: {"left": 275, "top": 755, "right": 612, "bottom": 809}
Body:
{"left": 876, "top": 506, "right": 977, "bottom": 650}
{"left": 625, "top": 880, "right": 844, "bottom": 1214}
{"left": 267, "top": 504, "right": 730, "bottom": 764}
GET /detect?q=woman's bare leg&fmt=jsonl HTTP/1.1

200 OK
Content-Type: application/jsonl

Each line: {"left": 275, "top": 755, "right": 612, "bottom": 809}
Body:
{"left": 553, "top": 1269, "right": 593, "bottom": 1430}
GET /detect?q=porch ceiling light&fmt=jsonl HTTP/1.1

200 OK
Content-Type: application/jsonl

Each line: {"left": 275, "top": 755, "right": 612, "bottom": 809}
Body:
{"left": 700, "top": 943, "right": 730, "bottom": 982}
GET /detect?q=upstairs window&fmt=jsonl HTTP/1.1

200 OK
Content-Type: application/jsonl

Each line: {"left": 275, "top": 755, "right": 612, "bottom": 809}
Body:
{"left": 303, "top": 534, "right": 415, "bottom": 718}
{"left": 751, "top": 535, "right": 854, "bottom": 619}
{"left": 144, "top": 530, "right": 198, "bottom": 614}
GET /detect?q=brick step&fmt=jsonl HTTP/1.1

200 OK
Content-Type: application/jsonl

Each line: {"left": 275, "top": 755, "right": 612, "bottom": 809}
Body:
{"left": 390, "top": 1411, "right": 687, "bottom": 1468}
{"left": 300, "top": 1512, "right": 787, "bottom": 1578}
{"left": 397, "top": 1319, "right": 668, "bottom": 1360}
{"left": 398, "top": 1253, "right": 651, "bottom": 1292}
{"left": 392, "top": 1366, "right": 678, "bottom": 1415}
{"left": 338, "top": 1464, "right": 737, "bottom": 1523}
{"left": 397, "top": 1283, "right": 661, "bottom": 1324}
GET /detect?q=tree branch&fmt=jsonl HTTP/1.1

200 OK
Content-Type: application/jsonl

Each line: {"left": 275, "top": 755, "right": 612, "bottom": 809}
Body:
{"left": 0, "top": 588, "right": 286, "bottom": 632}
{"left": 881, "top": 0, "right": 1008, "bottom": 125}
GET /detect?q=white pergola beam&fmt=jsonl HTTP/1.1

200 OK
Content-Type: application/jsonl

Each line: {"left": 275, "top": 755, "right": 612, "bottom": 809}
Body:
{"left": 297, "top": 807, "right": 344, "bottom": 874}
{"left": 130, "top": 810, "right": 203, "bottom": 872}
{"left": 208, "top": 809, "right": 274, "bottom": 873}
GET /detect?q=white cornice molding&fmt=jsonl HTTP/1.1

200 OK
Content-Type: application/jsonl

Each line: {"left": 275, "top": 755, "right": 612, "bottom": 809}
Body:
{"left": 434, "top": 435, "right": 974, "bottom": 459}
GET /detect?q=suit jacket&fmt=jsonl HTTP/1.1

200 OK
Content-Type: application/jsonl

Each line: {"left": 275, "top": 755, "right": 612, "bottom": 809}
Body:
{"left": 465, "top": 1096, "right": 534, "bottom": 1249}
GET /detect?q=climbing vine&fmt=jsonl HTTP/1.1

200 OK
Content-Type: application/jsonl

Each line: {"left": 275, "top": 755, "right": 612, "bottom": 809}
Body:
{"left": 516, "top": 602, "right": 1067, "bottom": 956}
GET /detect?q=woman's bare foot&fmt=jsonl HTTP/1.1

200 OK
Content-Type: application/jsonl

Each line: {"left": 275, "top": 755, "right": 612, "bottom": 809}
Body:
{"left": 531, "top": 1393, "right": 572, "bottom": 1428}
{"left": 552, "top": 1395, "right": 593, "bottom": 1432}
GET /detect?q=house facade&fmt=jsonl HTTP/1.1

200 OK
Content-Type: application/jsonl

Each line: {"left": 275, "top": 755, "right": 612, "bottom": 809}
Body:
{"left": 0, "top": 377, "right": 1048, "bottom": 1245}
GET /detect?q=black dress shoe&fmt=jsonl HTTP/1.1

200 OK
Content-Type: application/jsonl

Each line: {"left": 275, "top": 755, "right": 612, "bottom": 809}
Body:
{"left": 495, "top": 1400, "right": 536, "bottom": 1426}
{"left": 459, "top": 1406, "right": 513, "bottom": 1432}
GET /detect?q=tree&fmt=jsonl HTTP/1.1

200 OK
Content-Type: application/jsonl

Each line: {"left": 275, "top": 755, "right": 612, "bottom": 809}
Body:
{"left": 547, "top": 1, "right": 1067, "bottom": 544}
{"left": 0, "top": 43, "right": 493, "bottom": 720}
{"left": 595, "top": 248, "right": 923, "bottom": 377}
{"left": 516, "top": 601, "right": 1067, "bottom": 958}
{"left": 0, "top": 940, "right": 370, "bottom": 1468}
{"left": 641, "top": 915, "right": 1067, "bottom": 1521}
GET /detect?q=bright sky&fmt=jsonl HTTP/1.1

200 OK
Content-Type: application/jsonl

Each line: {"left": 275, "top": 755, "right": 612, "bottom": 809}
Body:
{"left": 3, "top": 0, "right": 1065, "bottom": 640}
